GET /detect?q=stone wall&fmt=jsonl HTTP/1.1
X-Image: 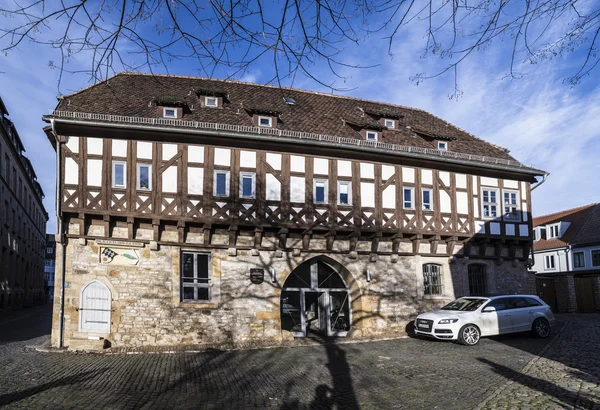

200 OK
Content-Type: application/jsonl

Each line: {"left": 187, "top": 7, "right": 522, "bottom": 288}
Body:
{"left": 554, "top": 275, "right": 578, "bottom": 313}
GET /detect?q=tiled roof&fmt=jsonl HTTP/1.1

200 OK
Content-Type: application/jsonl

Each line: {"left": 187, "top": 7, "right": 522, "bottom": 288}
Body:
{"left": 54, "top": 72, "right": 522, "bottom": 162}
{"left": 571, "top": 204, "right": 600, "bottom": 245}
{"left": 533, "top": 204, "right": 597, "bottom": 251}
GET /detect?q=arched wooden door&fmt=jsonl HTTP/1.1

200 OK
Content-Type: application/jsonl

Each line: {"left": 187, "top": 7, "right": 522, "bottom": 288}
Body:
{"left": 79, "top": 281, "right": 112, "bottom": 333}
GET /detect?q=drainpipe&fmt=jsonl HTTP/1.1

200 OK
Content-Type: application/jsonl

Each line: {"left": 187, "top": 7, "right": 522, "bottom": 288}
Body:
{"left": 50, "top": 119, "right": 66, "bottom": 348}
{"left": 531, "top": 172, "right": 549, "bottom": 191}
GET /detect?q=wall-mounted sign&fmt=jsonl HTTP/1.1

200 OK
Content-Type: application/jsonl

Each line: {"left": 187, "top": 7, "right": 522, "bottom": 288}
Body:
{"left": 99, "top": 247, "right": 139, "bottom": 266}
{"left": 96, "top": 239, "right": 145, "bottom": 248}
{"left": 250, "top": 268, "right": 264, "bottom": 284}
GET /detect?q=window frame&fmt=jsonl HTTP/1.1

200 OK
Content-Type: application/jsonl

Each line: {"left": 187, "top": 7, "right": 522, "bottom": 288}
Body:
{"left": 136, "top": 163, "right": 152, "bottom": 191}
{"left": 366, "top": 131, "right": 378, "bottom": 141}
{"left": 112, "top": 161, "right": 127, "bottom": 189}
{"left": 437, "top": 141, "right": 448, "bottom": 151}
{"left": 592, "top": 250, "right": 600, "bottom": 267}
{"left": 544, "top": 254, "right": 556, "bottom": 270}
{"left": 258, "top": 116, "right": 272, "bottom": 127}
{"left": 423, "top": 264, "right": 443, "bottom": 296}
{"left": 213, "top": 170, "right": 230, "bottom": 197}
{"left": 547, "top": 223, "right": 560, "bottom": 239}
{"left": 314, "top": 178, "right": 328, "bottom": 204}
{"left": 422, "top": 188, "right": 433, "bottom": 212}
{"left": 481, "top": 188, "right": 499, "bottom": 219}
{"left": 502, "top": 189, "right": 520, "bottom": 221}
{"left": 384, "top": 119, "right": 395, "bottom": 129}
{"left": 162, "top": 107, "right": 177, "bottom": 118}
{"left": 180, "top": 251, "right": 211, "bottom": 302}
{"left": 204, "top": 96, "right": 218, "bottom": 107}
{"left": 403, "top": 186, "right": 415, "bottom": 209}
{"left": 337, "top": 181, "right": 352, "bottom": 206}
{"left": 573, "top": 251, "right": 585, "bottom": 268}
{"left": 239, "top": 172, "right": 256, "bottom": 199}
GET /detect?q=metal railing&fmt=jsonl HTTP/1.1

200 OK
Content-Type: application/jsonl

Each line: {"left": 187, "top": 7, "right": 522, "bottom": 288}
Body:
{"left": 48, "top": 110, "right": 540, "bottom": 171}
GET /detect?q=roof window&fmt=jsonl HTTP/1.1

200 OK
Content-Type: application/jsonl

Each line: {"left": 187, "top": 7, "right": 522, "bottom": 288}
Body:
{"left": 163, "top": 107, "right": 177, "bottom": 118}
{"left": 437, "top": 141, "right": 448, "bottom": 151}
{"left": 366, "top": 131, "right": 378, "bottom": 141}
{"left": 205, "top": 96, "right": 218, "bottom": 107}
{"left": 258, "top": 116, "right": 273, "bottom": 127}
{"left": 384, "top": 119, "right": 395, "bottom": 129}
{"left": 283, "top": 97, "right": 296, "bottom": 105}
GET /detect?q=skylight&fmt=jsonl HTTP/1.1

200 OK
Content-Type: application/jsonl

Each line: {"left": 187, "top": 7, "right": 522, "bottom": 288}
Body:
{"left": 283, "top": 97, "right": 296, "bottom": 105}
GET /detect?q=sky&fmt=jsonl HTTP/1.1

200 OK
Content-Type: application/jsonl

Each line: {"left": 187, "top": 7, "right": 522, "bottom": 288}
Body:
{"left": 0, "top": 1, "right": 599, "bottom": 234}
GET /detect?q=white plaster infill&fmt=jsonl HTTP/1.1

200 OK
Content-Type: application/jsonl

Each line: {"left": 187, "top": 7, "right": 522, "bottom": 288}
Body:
{"left": 46, "top": 110, "right": 545, "bottom": 176}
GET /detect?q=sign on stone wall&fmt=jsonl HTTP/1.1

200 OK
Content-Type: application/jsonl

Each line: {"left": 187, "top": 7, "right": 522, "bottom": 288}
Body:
{"left": 250, "top": 268, "right": 264, "bottom": 284}
{"left": 99, "top": 247, "right": 140, "bottom": 266}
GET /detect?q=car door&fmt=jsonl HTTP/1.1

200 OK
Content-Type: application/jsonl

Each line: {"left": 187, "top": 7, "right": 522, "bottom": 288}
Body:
{"left": 506, "top": 297, "right": 532, "bottom": 332}
{"left": 480, "top": 299, "right": 512, "bottom": 335}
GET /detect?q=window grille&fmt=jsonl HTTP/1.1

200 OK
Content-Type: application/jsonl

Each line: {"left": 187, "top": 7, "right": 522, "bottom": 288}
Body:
{"left": 468, "top": 264, "right": 487, "bottom": 296}
{"left": 423, "top": 264, "right": 443, "bottom": 295}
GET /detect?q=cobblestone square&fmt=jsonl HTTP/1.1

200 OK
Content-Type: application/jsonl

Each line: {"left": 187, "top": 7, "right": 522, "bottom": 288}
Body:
{"left": 0, "top": 306, "right": 598, "bottom": 409}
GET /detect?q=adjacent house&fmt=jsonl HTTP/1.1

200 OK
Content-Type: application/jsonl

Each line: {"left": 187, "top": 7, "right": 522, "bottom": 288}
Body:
{"left": 532, "top": 204, "right": 600, "bottom": 313}
{"left": 43, "top": 73, "right": 545, "bottom": 349}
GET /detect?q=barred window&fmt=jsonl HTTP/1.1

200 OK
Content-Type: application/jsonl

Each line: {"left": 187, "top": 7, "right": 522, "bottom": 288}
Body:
{"left": 423, "top": 264, "right": 443, "bottom": 296}
{"left": 468, "top": 264, "right": 487, "bottom": 296}
{"left": 181, "top": 252, "right": 211, "bottom": 302}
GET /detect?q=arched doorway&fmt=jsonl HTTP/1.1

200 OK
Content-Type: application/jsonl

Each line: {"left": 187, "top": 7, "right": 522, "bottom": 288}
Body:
{"left": 79, "top": 280, "right": 112, "bottom": 333}
{"left": 281, "top": 258, "right": 351, "bottom": 337}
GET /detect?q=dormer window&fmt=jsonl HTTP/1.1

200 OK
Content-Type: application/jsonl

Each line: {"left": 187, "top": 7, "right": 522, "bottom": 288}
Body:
{"left": 205, "top": 96, "right": 218, "bottom": 107}
{"left": 163, "top": 107, "right": 177, "bottom": 118}
{"left": 548, "top": 223, "right": 560, "bottom": 239}
{"left": 366, "top": 131, "right": 378, "bottom": 141}
{"left": 437, "top": 141, "right": 448, "bottom": 151}
{"left": 258, "top": 116, "right": 272, "bottom": 127}
{"left": 384, "top": 119, "right": 395, "bottom": 129}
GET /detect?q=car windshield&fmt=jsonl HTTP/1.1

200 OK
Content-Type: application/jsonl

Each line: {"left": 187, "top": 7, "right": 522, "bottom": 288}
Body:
{"left": 441, "top": 298, "right": 487, "bottom": 311}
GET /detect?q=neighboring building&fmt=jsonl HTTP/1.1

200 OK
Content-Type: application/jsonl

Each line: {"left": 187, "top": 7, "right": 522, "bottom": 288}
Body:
{"left": 531, "top": 204, "right": 600, "bottom": 313}
{"left": 0, "top": 95, "right": 48, "bottom": 311}
{"left": 43, "top": 73, "right": 545, "bottom": 350}
{"left": 44, "top": 234, "right": 56, "bottom": 300}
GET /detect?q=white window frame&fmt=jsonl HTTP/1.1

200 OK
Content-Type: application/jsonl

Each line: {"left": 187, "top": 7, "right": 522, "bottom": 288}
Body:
{"left": 258, "top": 116, "right": 272, "bottom": 127}
{"left": 503, "top": 189, "right": 520, "bottom": 221}
{"left": 136, "top": 163, "right": 152, "bottom": 191}
{"left": 205, "top": 96, "right": 218, "bottom": 107}
{"left": 544, "top": 254, "right": 556, "bottom": 270}
{"left": 547, "top": 223, "right": 560, "bottom": 239}
{"left": 366, "top": 131, "right": 378, "bottom": 141}
{"left": 437, "top": 141, "right": 448, "bottom": 150}
{"left": 337, "top": 181, "right": 352, "bottom": 206}
{"left": 112, "top": 161, "right": 127, "bottom": 189}
{"left": 239, "top": 172, "right": 256, "bottom": 199}
{"left": 314, "top": 179, "right": 328, "bottom": 204}
{"left": 422, "top": 188, "right": 433, "bottom": 211}
{"left": 384, "top": 119, "right": 395, "bottom": 129}
{"left": 481, "top": 188, "right": 499, "bottom": 219}
{"left": 403, "top": 186, "right": 415, "bottom": 209}
{"left": 163, "top": 107, "right": 177, "bottom": 118}
{"left": 533, "top": 228, "right": 538, "bottom": 242}
{"left": 181, "top": 251, "right": 211, "bottom": 302}
{"left": 213, "top": 170, "right": 230, "bottom": 197}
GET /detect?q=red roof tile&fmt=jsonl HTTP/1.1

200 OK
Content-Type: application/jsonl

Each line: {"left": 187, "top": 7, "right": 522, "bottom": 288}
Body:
{"left": 533, "top": 204, "right": 597, "bottom": 251}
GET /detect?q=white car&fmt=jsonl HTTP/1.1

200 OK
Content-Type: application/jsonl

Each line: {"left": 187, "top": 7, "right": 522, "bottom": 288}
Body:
{"left": 414, "top": 295, "right": 556, "bottom": 346}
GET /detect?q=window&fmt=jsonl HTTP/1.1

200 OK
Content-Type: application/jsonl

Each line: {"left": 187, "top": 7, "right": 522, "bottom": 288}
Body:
{"left": 548, "top": 224, "right": 560, "bottom": 239}
{"left": 423, "top": 264, "right": 442, "bottom": 295}
{"left": 258, "top": 116, "right": 272, "bottom": 127}
{"left": 205, "top": 96, "right": 218, "bottom": 107}
{"left": 366, "top": 131, "right": 378, "bottom": 141}
{"left": 136, "top": 164, "right": 152, "bottom": 190}
{"left": 573, "top": 252, "right": 585, "bottom": 268}
{"left": 214, "top": 170, "right": 230, "bottom": 196}
{"left": 384, "top": 119, "right": 395, "bottom": 128}
{"left": 112, "top": 161, "right": 127, "bottom": 188}
{"left": 503, "top": 190, "right": 519, "bottom": 221}
{"left": 403, "top": 187, "right": 414, "bottom": 209}
{"left": 163, "top": 107, "right": 176, "bottom": 118}
{"left": 468, "top": 264, "right": 487, "bottom": 296}
{"left": 314, "top": 179, "right": 328, "bottom": 204}
{"left": 338, "top": 181, "right": 351, "bottom": 205}
{"left": 46, "top": 247, "right": 53, "bottom": 254}
{"left": 592, "top": 250, "right": 600, "bottom": 267}
{"left": 437, "top": 141, "right": 448, "bottom": 150}
{"left": 283, "top": 97, "right": 296, "bottom": 105}
{"left": 481, "top": 188, "right": 499, "bottom": 219}
{"left": 422, "top": 189, "right": 433, "bottom": 211}
{"left": 544, "top": 255, "right": 555, "bottom": 270}
{"left": 533, "top": 229, "right": 538, "bottom": 241}
{"left": 181, "top": 252, "right": 211, "bottom": 302}
{"left": 239, "top": 172, "right": 255, "bottom": 198}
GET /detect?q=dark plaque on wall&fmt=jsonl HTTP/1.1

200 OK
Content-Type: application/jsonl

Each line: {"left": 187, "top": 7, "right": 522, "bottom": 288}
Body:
{"left": 250, "top": 268, "right": 265, "bottom": 284}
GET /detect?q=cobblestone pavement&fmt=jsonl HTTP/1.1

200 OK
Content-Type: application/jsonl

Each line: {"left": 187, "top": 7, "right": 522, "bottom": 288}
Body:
{"left": 0, "top": 307, "right": 597, "bottom": 409}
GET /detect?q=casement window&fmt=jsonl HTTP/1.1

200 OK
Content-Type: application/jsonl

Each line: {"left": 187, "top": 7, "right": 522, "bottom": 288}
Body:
{"left": 314, "top": 179, "right": 328, "bottom": 204}
{"left": 214, "top": 170, "right": 230, "bottom": 196}
{"left": 112, "top": 161, "right": 127, "bottom": 188}
{"left": 437, "top": 141, "right": 448, "bottom": 151}
{"left": 503, "top": 190, "right": 520, "bottom": 221}
{"left": 547, "top": 223, "right": 560, "bottom": 239}
{"left": 181, "top": 252, "right": 211, "bottom": 302}
{"left": 544, "top": 255, "right": 556, "bottom": 270}
{"left": 573, "top": 252, "right": 585, "bottom": 268}
{"left": 422, "top": 188, "right": 433, "bottom": 211}
{"left": 384, "top": 119, "right": 395, "bottom": 128}
{"left": 205, "top": 96, "right": 218, "bottom": 107}
{"left": 423, "top": 264, "right": 443, "bottom": 296}
{"left": 403, "top": 187, "right": 415, "bottom": 209}
{"left": 239, "top": 172, "right": 256, "bottom": 199}
{"left": 258, "top": 116, "right": 272, "bottom": 127}
{"left": 136, "top": 164, "right": 152, "bottom": 190}
{"left": 366, "top": 131, "right": 378, "bottom": 141}
{"left": 481, "top": 188, "right": 499, "bottom": 219}
{"left": 163, "top": 107, "right": 177, "bottom": 118}
{"left": 338, "top": 181, "right": 351, "bottom": 205}
{"left": 592, "top": 250, "right": 600, "bottom": 267}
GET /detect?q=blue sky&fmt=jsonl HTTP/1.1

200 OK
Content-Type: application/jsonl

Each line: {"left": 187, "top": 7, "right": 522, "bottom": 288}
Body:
{"left": 1, "top": 1, "right": 599, "bottom": 234}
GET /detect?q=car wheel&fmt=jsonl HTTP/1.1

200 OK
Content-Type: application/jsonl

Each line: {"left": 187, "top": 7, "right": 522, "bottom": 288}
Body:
{"left": 532, "top": 318, "right": 550, "bottom": 338}
{"left": 458, "top": 324, "right": 481, "bottom": 346}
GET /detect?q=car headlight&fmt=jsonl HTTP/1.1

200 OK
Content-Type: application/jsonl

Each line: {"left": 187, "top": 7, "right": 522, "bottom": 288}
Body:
{"left": 438, "top": 319, "right": 458, "bottom": 324}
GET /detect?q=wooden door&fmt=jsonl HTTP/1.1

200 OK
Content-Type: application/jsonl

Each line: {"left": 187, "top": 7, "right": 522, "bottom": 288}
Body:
{"left": 574, "top": 277, "right": 596, "bottom": 313}
{"left": 537, "top": 278, "right": 557, "bottom": 312}
{"left": 79, "top": 281, "right": 112, "bottom": 333}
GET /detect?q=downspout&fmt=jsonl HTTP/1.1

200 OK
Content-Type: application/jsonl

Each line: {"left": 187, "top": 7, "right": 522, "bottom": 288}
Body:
{"left": 531, "top": 172, "right": 549, "bottom": 191}
{"left": 50, "top": 119, "right": 66, "bottom": 348}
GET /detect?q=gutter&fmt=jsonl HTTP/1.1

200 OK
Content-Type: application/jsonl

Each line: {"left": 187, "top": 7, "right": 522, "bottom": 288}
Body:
{"left": 44, "top": 116, "right": 546, "bottom": 178}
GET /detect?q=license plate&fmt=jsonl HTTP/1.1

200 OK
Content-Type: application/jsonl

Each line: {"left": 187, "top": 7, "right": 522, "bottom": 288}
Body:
{"left": 417, "top": 323, "right": 428, "bottom": 328}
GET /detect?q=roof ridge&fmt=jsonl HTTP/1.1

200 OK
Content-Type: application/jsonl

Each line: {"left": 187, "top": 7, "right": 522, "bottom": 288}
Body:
{"left": 533, "top": 203, "right": 597, "bottom": 221}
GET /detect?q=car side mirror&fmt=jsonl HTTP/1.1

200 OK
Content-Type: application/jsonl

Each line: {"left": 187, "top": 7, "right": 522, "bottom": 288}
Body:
{"left": 482, "top": 306, "right": 496, "bottom": 313}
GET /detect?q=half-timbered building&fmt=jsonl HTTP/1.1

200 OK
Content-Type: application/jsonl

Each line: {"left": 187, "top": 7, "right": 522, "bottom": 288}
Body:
{"left": 44, "top": 73, "right": 545, "bottom": 349}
